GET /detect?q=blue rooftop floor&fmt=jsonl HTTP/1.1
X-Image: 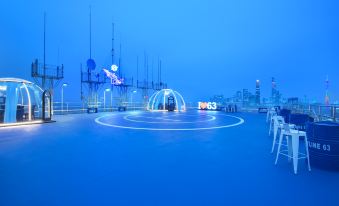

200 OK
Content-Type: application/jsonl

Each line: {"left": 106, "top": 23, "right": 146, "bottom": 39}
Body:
{"left": 0, "top": 111, "right": 338, "bottom": 206}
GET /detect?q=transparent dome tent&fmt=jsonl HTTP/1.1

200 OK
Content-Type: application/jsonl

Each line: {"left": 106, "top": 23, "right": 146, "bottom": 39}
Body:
{"left": 147, "top": 89, "right": 186, "bottom": 112}
{"left": 0, "top": 78, "right": 52, "bottom": 125}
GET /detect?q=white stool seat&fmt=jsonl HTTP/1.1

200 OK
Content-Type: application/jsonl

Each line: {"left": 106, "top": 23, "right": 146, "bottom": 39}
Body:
{"left": 271, "top": 116, "right": 296, "bottom": 153}
{"left": 275, "top": 123, "right": 311, "bottom": 174}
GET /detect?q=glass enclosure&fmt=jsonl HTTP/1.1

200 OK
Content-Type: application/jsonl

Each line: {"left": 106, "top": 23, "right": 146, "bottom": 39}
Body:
{"left": 147, "top": 89, "right": 186, "bottom": 112}
{"left": 0, "top": 78, "right": 43, "bottom": 124}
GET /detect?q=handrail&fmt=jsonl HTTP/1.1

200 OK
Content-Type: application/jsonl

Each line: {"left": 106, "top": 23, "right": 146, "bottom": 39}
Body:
{"left": 283, "top": 104, "right": 338, "bottom": 122}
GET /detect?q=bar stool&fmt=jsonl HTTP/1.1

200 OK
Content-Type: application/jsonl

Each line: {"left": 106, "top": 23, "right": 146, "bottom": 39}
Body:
{"left": 266, "top": 108, "right": 276, "bottom": 123}
{"left": 275, "top": 123, "right": 311, "bottom": 174}
{"left": 271, "top": 116, "right": 296, "bottom": 153}
{"left": 268, "top": 111, "right": 277, "bottom": 135}
{"left": 271, "top": 116, "right": 285, "bottom": 153}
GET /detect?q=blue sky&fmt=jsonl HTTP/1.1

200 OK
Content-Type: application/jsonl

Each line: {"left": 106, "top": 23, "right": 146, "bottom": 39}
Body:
{"left": 0, "top": 0, "right": 338, "bottom": 103}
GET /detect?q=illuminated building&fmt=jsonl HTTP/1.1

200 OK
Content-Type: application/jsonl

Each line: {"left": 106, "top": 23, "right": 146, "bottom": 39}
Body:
{"left": 234, "top": 91, "right": 242, "bottom": 103}
{"left": 255, "top": 80, "right": 261, "bottom": 105}
{"left": 271, "top": 77, "right": 281, "bottom": 105}
{"left": 242, "top": 89, "right": 250, "bottom": 106}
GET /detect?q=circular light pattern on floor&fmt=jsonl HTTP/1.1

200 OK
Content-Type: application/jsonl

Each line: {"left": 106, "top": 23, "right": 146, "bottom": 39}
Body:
{"left": 95, "top": 112, "right": 245, "bottom": 131}
{"left": 123, "top": 114, "right": 216, "bottom": 124}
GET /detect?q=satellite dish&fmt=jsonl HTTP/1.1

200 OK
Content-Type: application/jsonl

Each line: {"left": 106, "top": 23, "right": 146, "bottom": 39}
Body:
{"left": 87, "top": 59, "right": 96, "bottom": 70}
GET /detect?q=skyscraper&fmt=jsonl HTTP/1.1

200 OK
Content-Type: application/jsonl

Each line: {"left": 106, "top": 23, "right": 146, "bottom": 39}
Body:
{"left": 271, "top": 77, "right": 277, "bottom": 98}
{"left": 242, "top": 89, "right": 250, "bottom": 106}
{"left": 255, "top": 80, "right": 260, "bottom": 105}
{"left": 271, "top": 77, "right": 281, "bottom": 105}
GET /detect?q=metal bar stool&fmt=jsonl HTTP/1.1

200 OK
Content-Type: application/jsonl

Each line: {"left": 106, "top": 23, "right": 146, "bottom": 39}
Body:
{"left": 275, "top": 123, "right": 311, "bottom": 174}
{"left": 271, "top": 116, "right": 296, "bottom": 153}
{"left": 268, "top": 111, "right": 277, "bottom": 135}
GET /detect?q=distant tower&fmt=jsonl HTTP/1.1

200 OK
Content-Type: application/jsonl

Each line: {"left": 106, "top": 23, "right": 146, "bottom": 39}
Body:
{"left": 271, "top": 77, "right": 281, "bottom": 105}
{"left": 255, "top": 80, "right": 261, "bottom": 105}
{"left": 271, "top": 77, "right": 276, "bottom": 101}
{"left": 325, "top": 75, "right": 330, "bottom": 105}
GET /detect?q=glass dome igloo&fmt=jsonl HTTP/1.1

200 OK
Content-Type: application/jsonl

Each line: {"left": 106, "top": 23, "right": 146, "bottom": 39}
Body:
{"left": 147, "top": 89, "right": 186, "bottom": 112}
{"left": 0, "top": 78, "right": 46, "bottom": 124}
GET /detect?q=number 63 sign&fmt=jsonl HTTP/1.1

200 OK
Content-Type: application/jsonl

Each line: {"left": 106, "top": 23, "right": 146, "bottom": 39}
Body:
{"left": 198, "top": 102, "right": 217, "bottom": 110}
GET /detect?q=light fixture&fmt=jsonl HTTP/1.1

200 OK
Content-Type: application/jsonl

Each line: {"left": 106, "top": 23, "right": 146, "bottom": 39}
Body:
{"left": 111, "top": 64, "right": 118, "bottom": 72}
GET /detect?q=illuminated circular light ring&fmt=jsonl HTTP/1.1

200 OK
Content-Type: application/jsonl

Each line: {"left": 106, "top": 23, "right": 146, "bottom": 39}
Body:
{"left": 173, "top": 90, "right": 186, "bottom": 111}
{"left": 95, "top": 114, "right": 245, "bottom": 131}
{"left": 148, "top": 89, "right": 186, "bottom": 112}
{"left": 148, "top": 91, "right": 159, "bottom": 110}
{"left": 123, "top": 114, "right": 216, "bottom": 124}
{"left": 151, "top": 90, "right": 162, "bottom": 110}
{"left": 150, "top": 89, "right": 170, "bottom": 111}
{"left": 147, "top": 92, "right": 157, "bottom": 110}
{"left": 170, "top": 90, "right": 180, "bottom": 111}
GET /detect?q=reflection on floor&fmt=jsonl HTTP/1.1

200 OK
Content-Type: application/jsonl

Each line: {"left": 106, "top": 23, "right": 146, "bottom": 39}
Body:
{"left": 0, "top": 111, "right": 338, "bottom": 206}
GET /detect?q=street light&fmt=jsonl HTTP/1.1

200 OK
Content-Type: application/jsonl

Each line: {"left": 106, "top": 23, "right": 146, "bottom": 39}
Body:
{"left": 104, "top": 88, "right": 111, "bottom": 110}
{"left": 61, "top": 83, "right": 68, "bottom": 114}
{"left": 131, "top": 90, "right": 137, "bottom": 110}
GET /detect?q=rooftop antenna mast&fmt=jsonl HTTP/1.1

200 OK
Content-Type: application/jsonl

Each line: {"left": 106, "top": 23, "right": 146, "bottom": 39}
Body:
{"left": 31, "top": 12, "right": 64, "bottom": 97}
{"left": 111, "top": 23, "right": 115, "bottom": 65}
{"left": 136, "top": 56, "right": 139, "bottom": 84}
{"left": 118, "top": 43, "right": 122, "bottom": 77}
{"left": 80, "top": 5, "right": 106, "bottom": 113}
{"left": 137, "top": 52, "right": 152, "bottom": 107}
{"left": 154, "top": 58, "right": 166, "bottom": 90}
{"left": 160, "top": 59, "right": 162, "bottom": 84}
{"left": 43, "top": 12, "right": 46, "bottom": 89}
{"left": 89, "top": 5, "right": 92, "bottom": 59}
{"left": 105, "top": 25, "right": 133, "bottom": 109}
{"left": 158, "top": 57, "right": 160, "bottom": 87}
{"left": 151, "top": 57, "right": 154, "bottom": 86}
{"left": 109, "top": 22, "right": 115, "bottom": 108}
{"left": 144, "top": 52, "right": 149, "bottom": 106}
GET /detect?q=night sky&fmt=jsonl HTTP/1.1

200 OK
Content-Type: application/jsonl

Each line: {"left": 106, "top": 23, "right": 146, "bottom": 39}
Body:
{"left": 0, "top": 0, "right": 338, "bottom": 103}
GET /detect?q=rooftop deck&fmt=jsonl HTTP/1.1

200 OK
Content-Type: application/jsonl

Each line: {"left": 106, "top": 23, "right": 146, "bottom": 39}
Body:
{"left": 0, "top": 111, "right": 338, "bottom": 205}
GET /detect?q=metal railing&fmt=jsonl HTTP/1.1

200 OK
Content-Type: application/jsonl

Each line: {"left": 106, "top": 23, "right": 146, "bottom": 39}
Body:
{"left": 237, "top": 103, "right": 338, "bottom": 122}
{"left": 308, "top": 105, "right": 338, "bottom": 122}
{"left": 52, "top": 101, "right": 146, "bottom": 115}
{"left": 282, "top": 104, "right": 338, "bottom": 122}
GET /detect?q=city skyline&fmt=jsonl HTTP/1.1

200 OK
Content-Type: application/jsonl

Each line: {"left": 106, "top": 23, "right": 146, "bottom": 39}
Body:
{"left": 0, "top": 0, "right": 338, "bottom": 104}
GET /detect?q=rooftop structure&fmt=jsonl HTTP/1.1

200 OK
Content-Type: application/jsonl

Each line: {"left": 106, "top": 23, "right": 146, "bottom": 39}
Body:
{"left": 0, "top": 78, "right": 52, "bottom": 125}
{"left": 147, "top": 89, "right": 186, "bottom": 112}
{"left": 31, "top": 13, "right": 64, "bottom": 93}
